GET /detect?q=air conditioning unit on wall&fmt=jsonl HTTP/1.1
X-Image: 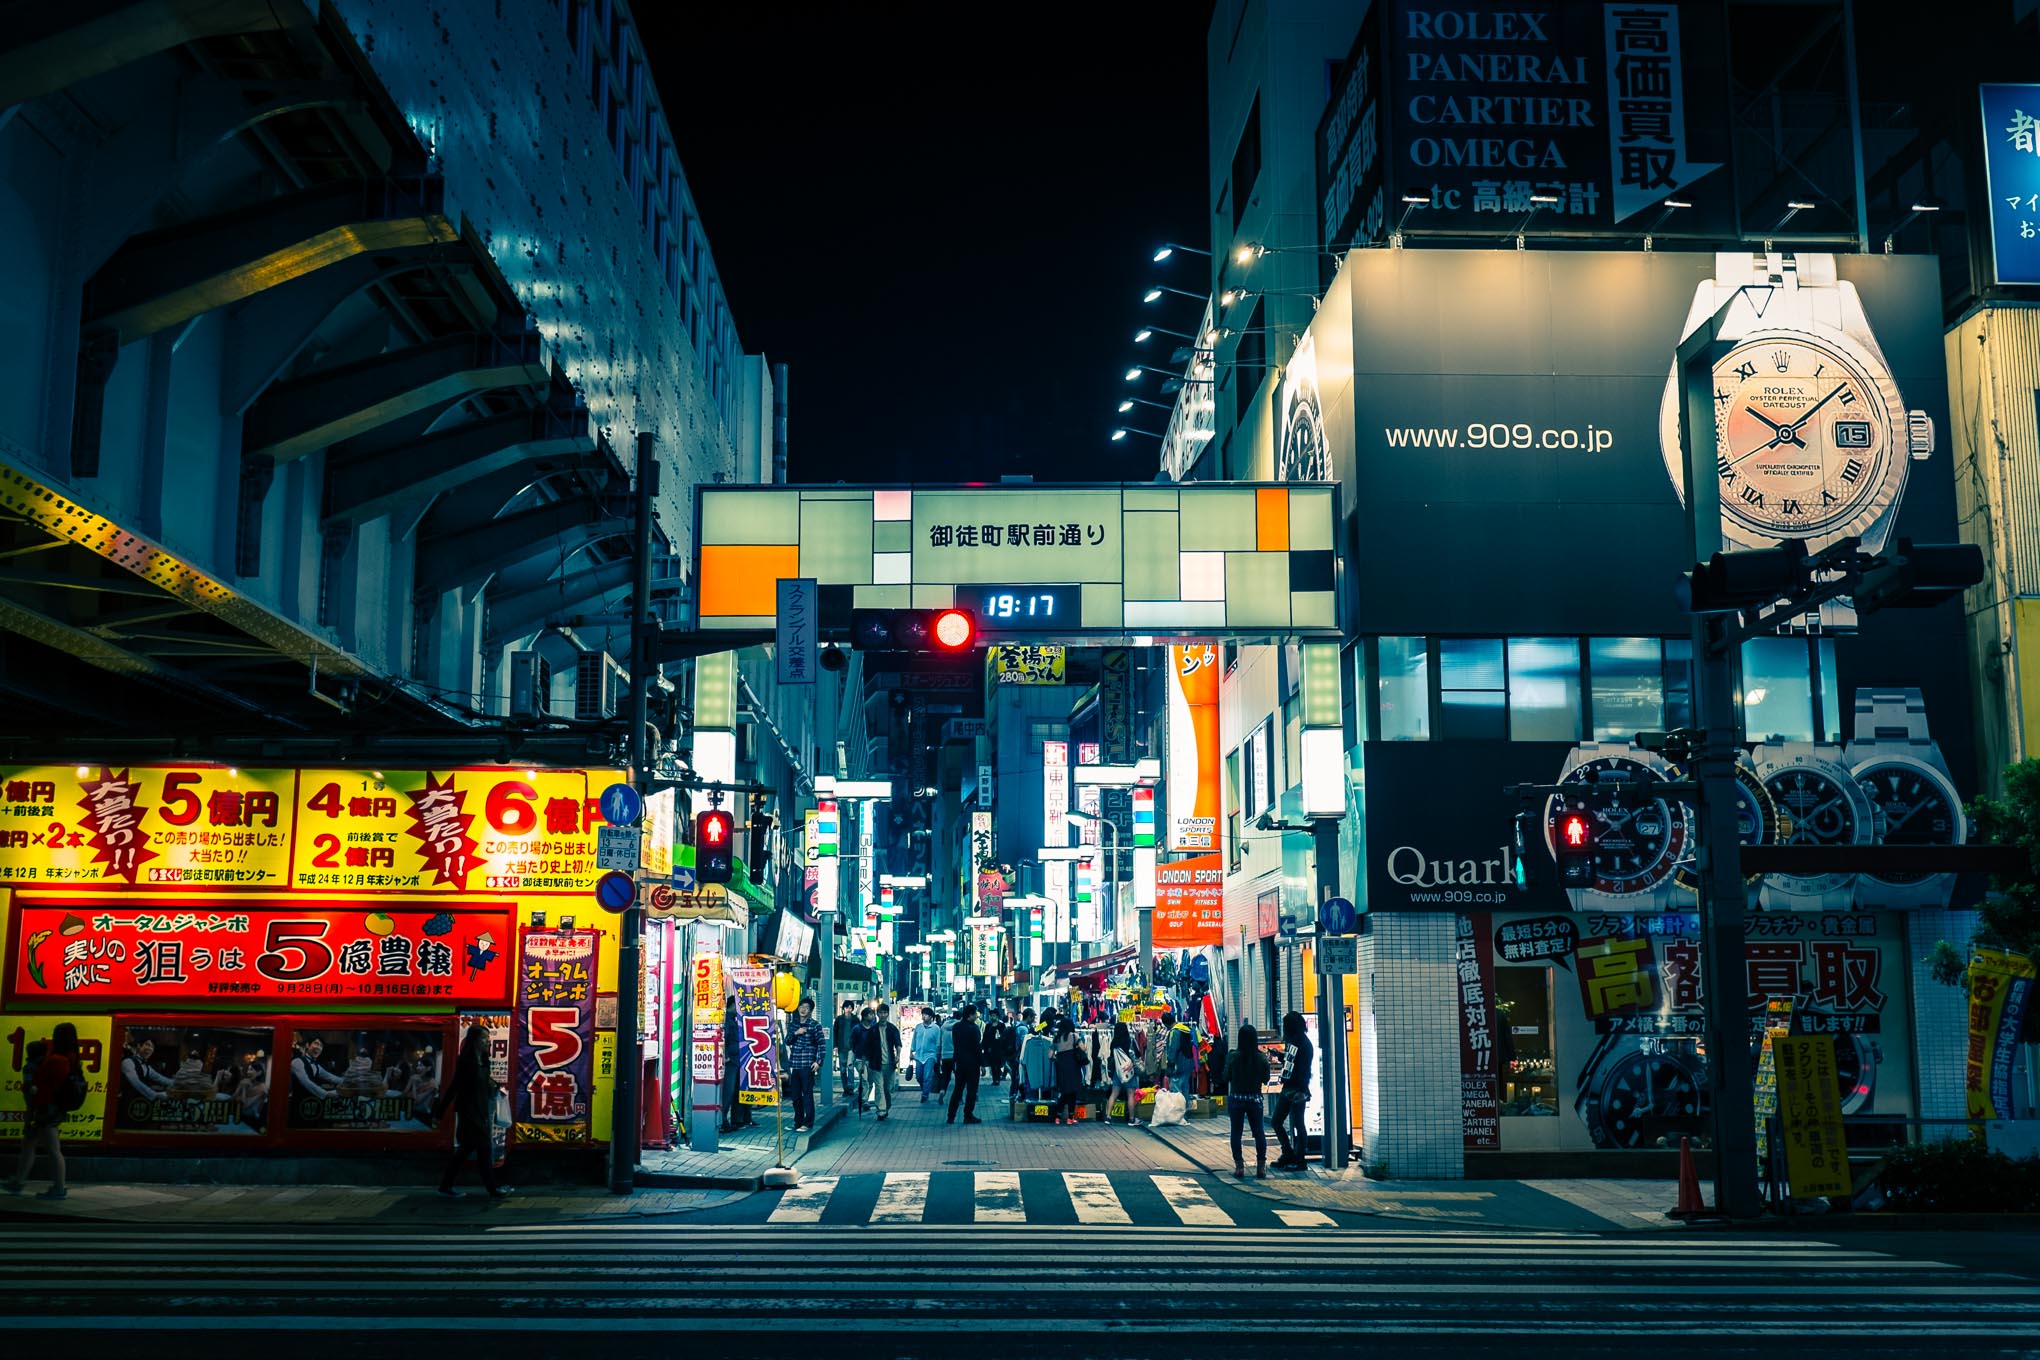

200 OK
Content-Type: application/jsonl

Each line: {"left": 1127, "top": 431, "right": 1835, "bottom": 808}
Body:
{"left": 575, "top": 651, "right": 628, "bottom": 720}
{"left": 509, "top": 652, "right": 551, "bottom": 720}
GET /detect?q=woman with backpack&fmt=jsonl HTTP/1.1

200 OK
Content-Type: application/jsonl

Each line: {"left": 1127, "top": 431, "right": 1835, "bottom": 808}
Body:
{"left": 1051, "top": 1016, "right": 1085, "bottom": 1125}
{"left": 1226, "top": 1024, "right": 1272, "bottom": 1180}
{"left": 1105, "top": 1020, "right": 1141, "bottom": 1126}
{"left": 5, "top": 1021, "right": 80, "bottom": 1200}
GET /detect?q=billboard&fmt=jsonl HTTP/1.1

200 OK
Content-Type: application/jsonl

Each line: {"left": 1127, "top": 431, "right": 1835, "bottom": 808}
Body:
{"left": 1152, "top": 854, "right": 1223, "bottom": 948}
{"left": 513, "top": 926, "right": 599, "bottom": 1143}
{"left": 1166, "top": 645, "right": 1220, "bottom": 853}
{"left": 1330, "top": 1, "right": 1734, "bottom": 246}
{"left": 694, "top": 484, "right": 1339, "bottom": 639}
{"left": 1980, "top": 84, "right": 2040, "bottom": 287}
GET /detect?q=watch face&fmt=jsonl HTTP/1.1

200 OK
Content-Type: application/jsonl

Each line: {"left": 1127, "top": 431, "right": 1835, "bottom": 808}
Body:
{"left": 1585, "top": 1048, "right": 1706, "bottom": 1149}
{"left": 1713, "top": 333, "right": 1890, "bottom": 539}
{"left": 1856, "top": 760, "right": 1962, "bottom": 885}
{"left": 1547, "top": 757, "right": 1690, "bottom": 895}
{"left": 1670, "top": 762, "right": 1786, "bottom": 891}
{"left": 1763, "top": 765, "right": 1871, "bottom": 847}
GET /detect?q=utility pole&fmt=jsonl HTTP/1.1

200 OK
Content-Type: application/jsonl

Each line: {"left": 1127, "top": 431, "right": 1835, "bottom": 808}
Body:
{"left": 609, "top": 431, "right": 658, "bottom": 1195}
{"left": 815, "top": 657, "right": 839, "bottom": 1104}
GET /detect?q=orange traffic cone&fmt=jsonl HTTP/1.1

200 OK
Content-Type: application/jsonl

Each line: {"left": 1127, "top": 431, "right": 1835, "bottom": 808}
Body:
{"left": 1666, "top": 1136, "right": 1708, "bottom": 1219}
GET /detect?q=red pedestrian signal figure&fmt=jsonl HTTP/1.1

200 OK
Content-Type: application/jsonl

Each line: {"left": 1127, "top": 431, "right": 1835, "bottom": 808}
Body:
{"left": 697, "top": 809, "right": 734, "bottom": 884}
{"left": 1553, "top": 808, "right": 1595, "bottom": 888}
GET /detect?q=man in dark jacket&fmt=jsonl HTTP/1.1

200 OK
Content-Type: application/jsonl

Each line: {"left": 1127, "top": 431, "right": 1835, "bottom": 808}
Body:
{"left": 1272, "top": 1011, "right": 1314, "bottom": 1169}
{"left": 783, "top": 998, "right": 827, "bottom": 1131}
{"left": 831, "top": 1001, "right": 859, "bottom": 1104}
{"left": 846, "top": 1008, "right": 873, "bottom": 1114}
{"left": 862, "top": 1004, "right": 901, "bottom": 1120}
{"left": 946, "top": 1005, "right": 983, "bottom": 1124}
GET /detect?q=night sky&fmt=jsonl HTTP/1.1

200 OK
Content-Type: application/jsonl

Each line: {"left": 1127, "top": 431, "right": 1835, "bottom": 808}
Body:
{"left": 646, "top": 4, "right": 1211, "bottom": 486}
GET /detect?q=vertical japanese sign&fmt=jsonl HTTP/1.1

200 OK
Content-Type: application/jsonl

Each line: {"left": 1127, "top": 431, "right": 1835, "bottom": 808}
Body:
{"left": 1043, "top": 740, "right": 1070, "bottom": 943}
{"left": 969, "top": 811, "right": 993, "bottom": 914}
{"left": 1965, "top": 947, "right": 2037, "bottom": 1124}
{"left": 1166, "top": 646, "right": 1219, "bottom": 852}
{"left": 1100, "top": 648, "right": 1132, "bottom": 763}
{"left": 1316, "top": 1, "right": 1384, "bottom": 268}
{"left": 1980, "top": 84, "right": 2040, "bottom": 287}
{"left": 775, "top": 577, "right": 817, "bottom": 685}
{"left": 1455, "top": 914, "right": 1500, "bottom": 1150}
{"left": 729, "top": 965, "right": 777, "bottom": 1107}
{"left": 1601, "top": 4, "right": 1718, "bottom": 224}
{"left": 514, "top": 926, "right": 599, "bottom": 1143}
{"left": 690, "top": 936, "right": 724, "bottom": 1118}
{"left": 1773, "top": 1034, "right": 1853, "bottom": 1199}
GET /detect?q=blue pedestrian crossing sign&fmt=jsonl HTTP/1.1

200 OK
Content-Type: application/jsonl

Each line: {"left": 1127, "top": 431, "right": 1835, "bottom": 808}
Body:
{"left": 1320, "top": 897, "right": 1358, "bottom": 936}
{"left": 599, "top": 782, "right": 644, "bottom": 827}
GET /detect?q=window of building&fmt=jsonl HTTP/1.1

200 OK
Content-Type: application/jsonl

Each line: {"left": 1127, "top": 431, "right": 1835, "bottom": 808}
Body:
{"left": 1230, "top": 94, "right": 1261, "bottom": 233}
{"left": 1496, "top": 967, "right": 1556, "bottom": 1115}
{"left": 1663, "top": 638, "right": 1694, "bottom": 731}
{"left": 1588, "top": 637, "right": 1664, "bottom": 741}
{"left": 1439, "top": 638, "right": 1506, "bottom": 740}
{"left": 1236, "top": 297, "right": 1265, "bottom": 392}
{"left": 1506, "top": 637, "right": 1580, "bottom": 741}
{"left": 1281, "top": 695, "right": 1301, "bottom": 792}
{"left": 1226, "top": 745, "right": 1243, "bottom": 873}
{"left": 1377, "top": 636, "right": 1429, "bottom": 741}
{"left": 1247, "top": 717, "right": 1275, "bottom": 816}
{"left": 1740, "top": 636, "right": 1816, "bottom": 742}
{"left": 1817, "top": 639, "right": 1840, "bottom": 741}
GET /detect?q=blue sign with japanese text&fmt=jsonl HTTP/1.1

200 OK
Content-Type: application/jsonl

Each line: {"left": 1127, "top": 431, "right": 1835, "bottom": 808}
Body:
{"left": 1980, "top": 84, "right": 2040, "bottom": 286}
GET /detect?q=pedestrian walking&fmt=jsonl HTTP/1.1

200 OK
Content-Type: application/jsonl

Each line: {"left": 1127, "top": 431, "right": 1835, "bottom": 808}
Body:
{"left": 1271, "top": 1011, "right": 1314, "bottom": 1169}
{"left": 911, "top": 1007, "right": 941, "bottom": 1102}
{"left": 848, "top": 1008, "right": 875, "bottom": 1115}
{"left": 1226, "top": 1024, "right": 1271, "bottom": 1179}
{"left": 4, "top": 1022, "right": 79, "bottom": 1200}
{"left": 1011, "top": 1007, "right": 1037, "bottom": 1096}
{"left": 1051, "top": 1016, "right": 1084, "bottom": 1124}
{"left": 435, "top": 1021, "right": 508, "bottom": 1200}
{"left": 1165, "top": 1012, "right": 1199, "bottom": 1098}
{"left": 946, "top": 1005, "right": 982, "bottom": 1124}
{"left": 980, "top": 1011, "right": 1009, "bottom": 1089}
{"left": 936, "top": 1010, "right": 957, "bottom": 1094}
{"left": 832, "top": 1000, "right": 860, "bottom": 1105}
{"left": 784, "top": 998, "right": 826, "bottom": 1131}
{"left": 1105, "top": 1020, "right": 1141, "bottom": 1125}
{"left": 864, "top": 1004, "right": 900, "bottom": 1120}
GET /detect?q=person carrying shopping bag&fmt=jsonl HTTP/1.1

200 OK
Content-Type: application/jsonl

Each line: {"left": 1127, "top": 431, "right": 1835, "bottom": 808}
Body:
{"left": 1105, "top": 1020, "right": 1141, "bottom": 1126}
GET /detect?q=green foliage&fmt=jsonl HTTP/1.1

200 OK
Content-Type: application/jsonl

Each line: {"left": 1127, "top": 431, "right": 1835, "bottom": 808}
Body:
{"left": 1940, "top": 759, "right": 2040, "bottom": 1041}
{"left": 1875, "top": 1139, "right": 2040, "bottom": 1213}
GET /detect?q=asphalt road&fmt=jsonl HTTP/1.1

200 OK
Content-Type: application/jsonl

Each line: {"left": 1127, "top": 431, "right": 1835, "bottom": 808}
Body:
{"left": 5, "top": 1209, "right": 2039, "bottom": 1358}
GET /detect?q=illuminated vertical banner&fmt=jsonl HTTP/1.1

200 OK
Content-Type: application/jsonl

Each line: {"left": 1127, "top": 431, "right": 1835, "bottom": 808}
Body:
{"left": 1167, "top": 645, "right": 1220, "bottom": 852}
{"left": 1132, "top": 787, "right": 1155, "bottom": 847}
{"left": 969, "top": 810, "right": 993, "bottom": 913}
{"left": 1076, "top": 858, "right": 1101, "bottom": 943}
{"left": 857, "top": 802, "right": 875, "bottom": 913}
{"left": 1043, "top": 740, "right": 1070, "bottom": 943}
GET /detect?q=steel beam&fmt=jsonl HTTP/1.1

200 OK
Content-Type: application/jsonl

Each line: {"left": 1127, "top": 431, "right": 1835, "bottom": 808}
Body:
{"left": 0, "top": 0, "right": 303, "bottom": 110}
{"left": 483, "top": 560, "right": 635, "bottom": 647}
{"left": 242, "top": 329, "right": 548, "bottom": 464}
{"left": 0, "top": 595, "right": 277, "bottom": 720}
{"left": 326, "top": 405, "right": 593, "bottom": 525}
{"left": 414, "top": 502, "right": 626, "bottom": 598}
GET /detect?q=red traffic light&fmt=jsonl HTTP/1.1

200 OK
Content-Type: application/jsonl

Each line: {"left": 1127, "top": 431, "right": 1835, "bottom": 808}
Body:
{"left": 932, "top": 608, "right": 975, "bottom": 650}
{"left": 703, "top": 815, "right": 726, "bottom": 844}
{"left": 1559, "top": 813, "right": 1590, "bottom": 848}
{"left": 696, "top": 809, "right": 734, "bottom": 884}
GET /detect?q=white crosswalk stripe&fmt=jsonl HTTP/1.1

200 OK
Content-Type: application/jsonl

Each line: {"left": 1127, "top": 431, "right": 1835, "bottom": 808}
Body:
{"left": 1062, "top": 1172, "right": 1130, "bottom": 1224}
{"left": 972, "top": 1171, "right": 1024, "bottom": 1222}
{"left": 1150, "top": 1173, "right": 1233, "bottom": 1226}
{"left": 766, "top": 1176, "right": 837, "bottom": 1224}
{"left": 869, "top": 1172, "right": 928, "bottom": 1223}
{"left": 1274, "top": 1208, "right": 1337, "bottom": 1227}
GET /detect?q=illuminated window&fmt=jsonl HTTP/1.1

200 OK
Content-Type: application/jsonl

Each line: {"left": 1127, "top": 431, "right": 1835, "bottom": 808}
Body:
{"left": 1376, "top": 636, "right": 1428, "bottom": 741}
{"left": 1440, "top": 638, "right": 1506, "bottom": 740}
{"left": 1589, "top": 638, "right": 1664, "bottom": 741}
{"left": 1506, "top": 638, "right": 1580, "bottom": 741}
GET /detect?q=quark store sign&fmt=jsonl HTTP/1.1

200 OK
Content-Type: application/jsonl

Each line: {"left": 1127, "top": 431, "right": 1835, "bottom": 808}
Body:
{"left": 1347, "top": 1, "right": 1734, "bottom": 241}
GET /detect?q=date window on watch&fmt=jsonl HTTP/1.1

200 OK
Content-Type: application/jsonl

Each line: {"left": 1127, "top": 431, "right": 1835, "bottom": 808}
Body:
{"left": 1833, "top": 420, "right": 1872, "bottom": 449}
{"left": 1636, "top": 818, "right": 1663, "bottom": 836}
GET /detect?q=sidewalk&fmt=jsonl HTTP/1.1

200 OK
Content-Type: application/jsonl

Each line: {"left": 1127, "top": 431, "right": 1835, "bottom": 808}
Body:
{"left": 0, "top": 1180, "right": 745, "bottom": 1226}
{"left": 634, "top": 1098, "right": 844, "bottom": 1189}
{"left": 1142, "top": 1115, "right": 1702, "bottom": 1232}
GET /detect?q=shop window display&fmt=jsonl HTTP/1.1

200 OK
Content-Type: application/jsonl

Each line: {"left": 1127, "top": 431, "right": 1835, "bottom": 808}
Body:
{"left": 1495, "top": 968, "right": 1556, "bottom": 1116}
{"left": 286, "top": 1026, "right": 445, "bottom": 1133}
{"left": 112, "top": 1023, "right": 274, "bottom": 1136}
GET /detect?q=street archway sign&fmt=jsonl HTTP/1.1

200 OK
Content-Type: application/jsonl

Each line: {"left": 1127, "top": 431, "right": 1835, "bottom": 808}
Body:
{"left": 693, "top": 482, "right": 1341, "bottom": 643}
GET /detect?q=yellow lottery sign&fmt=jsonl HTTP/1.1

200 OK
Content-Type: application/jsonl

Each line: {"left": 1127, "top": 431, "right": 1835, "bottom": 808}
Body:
{"left": 0, "top": 766, "right": 294, "bottom": 888}
{"left": 291, "top": 769, "right": 615, "bottom": 894}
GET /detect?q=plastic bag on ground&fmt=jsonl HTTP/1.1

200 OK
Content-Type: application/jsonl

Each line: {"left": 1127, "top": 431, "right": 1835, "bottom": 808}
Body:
{"left": 1150, "top": 1088, "right": 1187, "bottom": 1127}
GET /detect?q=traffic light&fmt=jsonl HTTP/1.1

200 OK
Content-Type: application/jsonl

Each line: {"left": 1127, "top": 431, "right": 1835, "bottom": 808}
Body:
{"left": 850, "top": 607, "right": 977, "bottom": 652}
{"left": 1511, "top": 808, "right": 1537, "bottom": 888}
{"left": 1553, "top": 809, "right": 1596, "bottom": 888}
{"left": 1679, "top": 541, "right": 1809, "bottom": 614}
{"left": 696, "top": 809, "right": 734, "bottom": 884}
{"left": 1851, "top": 539, "right": 1985, "bottom": 613}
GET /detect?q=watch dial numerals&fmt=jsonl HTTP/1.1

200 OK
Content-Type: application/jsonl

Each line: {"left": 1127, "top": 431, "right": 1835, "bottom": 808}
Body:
{"left": 1857, "top": 762, "right": 1960, "bottom": 886}
{"left": 1714, "top": 337, "right": 1888, "bottom": 536}
{"left": 1764, "top": 769, "right": 1861, "bottom": 846}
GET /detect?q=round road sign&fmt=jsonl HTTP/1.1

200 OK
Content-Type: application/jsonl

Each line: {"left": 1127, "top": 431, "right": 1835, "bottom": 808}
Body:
{"left": 598, "top": 782, "right": 644, "bottom": 827}
{"left": 595, "top": 869, "right": 636, "bottom": 913}
{"left": 1320, "top": 896, "right": 1358, "bottom": 936}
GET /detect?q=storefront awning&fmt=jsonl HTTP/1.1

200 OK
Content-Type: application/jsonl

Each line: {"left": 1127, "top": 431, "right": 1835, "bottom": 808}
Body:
{"left": 1064, "top": 944, "right": 1139, "bottom": 985}
{"left": 675, "top": 845, "right": 775, "bottom": 915}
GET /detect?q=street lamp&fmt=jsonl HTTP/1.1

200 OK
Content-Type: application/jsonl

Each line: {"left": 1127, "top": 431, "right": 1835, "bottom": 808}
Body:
{"left": 1143, "top": 285, "right": 1208, "bottom": 305}
{"left": 1110, "top": 427, "right": 1163, "bottom": 442}
{"left": 1764, "top": 200, "right": 1818, "bottom": 250}
{"left": 1514, "top": 193, "right": 1560, "bottom": 250}
{"left": 1391, "top": 193, "right": 1430, "bottom": 249}
{"left": 1883, "top": 200, "right": 1942, "bottom": 254}
{"left": 1151, "top": 242, "right": 1212, "bottom": 262}
{"left": 1120, "top": 396, "right": 1174, "bottom": 413}
{"left": 1642, "top": 198, "right": 1690, "bottom": 252}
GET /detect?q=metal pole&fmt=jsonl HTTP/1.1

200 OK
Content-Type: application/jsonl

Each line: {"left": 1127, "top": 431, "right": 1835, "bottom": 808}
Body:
{"left": 816, "top": 663, "right": 838, "bottom": 1108}
{"left": 1678, "top": 322, "right": 1761, "bottom": 1219}
{"left": 1311, "top": 817, "right": 1347, "bottom": 1172}
{"left": 1841, "top": 0, "right": 1871, "bottom": 255}
{"left": 609, "top": 432, "right": 658, "bottom": 1194}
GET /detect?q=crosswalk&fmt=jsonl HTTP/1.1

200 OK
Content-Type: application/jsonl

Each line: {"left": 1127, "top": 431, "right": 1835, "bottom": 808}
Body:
{"left": 762, "top": 1170, "right": 1297, "bottom": 1228}
{"left": 0, "top": 1221, "right": 2036, "bottom": 1346}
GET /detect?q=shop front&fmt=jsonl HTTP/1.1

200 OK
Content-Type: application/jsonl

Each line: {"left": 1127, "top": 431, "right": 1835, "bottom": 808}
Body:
{"left": 0, "top": 763, "right": 655, "bottom": 1170}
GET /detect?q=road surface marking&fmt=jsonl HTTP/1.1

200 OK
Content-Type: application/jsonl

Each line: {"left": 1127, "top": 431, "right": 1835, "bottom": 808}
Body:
{"left": 973, "top": 1171, "right": 1024, "bottom": 1222}
{"left": 869, "top": 1173, "right": 928, "bottom": 1223}
{"left": 766, "top": 1177, "right": 837, "bottom": 1224}
{"left": 1151, "top": 1174, "right": 1233, "bottom": 1226}
{"left": 1274, "top": 1209, "right": 1337, "bottom": 1227}
{"left": 1062, "top": 1173, "right": 1130, "bottom": 1224}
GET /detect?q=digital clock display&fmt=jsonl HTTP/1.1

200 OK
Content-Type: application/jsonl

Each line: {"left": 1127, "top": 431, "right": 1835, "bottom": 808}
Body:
{"left": 965, "top": 584, "right": 1080, "bottom": 632}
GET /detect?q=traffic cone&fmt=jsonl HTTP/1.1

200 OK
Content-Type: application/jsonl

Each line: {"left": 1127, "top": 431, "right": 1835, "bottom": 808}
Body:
{"left": 1666, "top": 1136, "right": 1708, "bottom": 1219}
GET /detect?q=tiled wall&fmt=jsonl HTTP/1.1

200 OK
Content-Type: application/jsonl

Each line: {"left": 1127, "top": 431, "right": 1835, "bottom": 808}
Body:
{"left": 1906, "top": 908, "right": 1979, "bottom": 1140}
{"left": 1357, "top": 914, "right": 1462, "bottom": 1179}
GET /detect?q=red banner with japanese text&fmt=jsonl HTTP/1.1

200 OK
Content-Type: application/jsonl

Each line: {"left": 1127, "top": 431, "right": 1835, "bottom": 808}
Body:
{"left": 4, "top": 897, "right": 512, "bottom": 1008}
{"left": 513, "top": 926, "right": 599, "bottom": 1143}
{"left": 1456, "top": 913, "right": 1501, "bottom": 1150}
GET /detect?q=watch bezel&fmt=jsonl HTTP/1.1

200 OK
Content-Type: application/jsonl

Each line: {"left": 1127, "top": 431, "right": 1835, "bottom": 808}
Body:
{"left": 1848, "top": 752, "right": 1967, "bottom": 888}
{"left": 1755, "top": 751, "right": 1883, "bottom": 894}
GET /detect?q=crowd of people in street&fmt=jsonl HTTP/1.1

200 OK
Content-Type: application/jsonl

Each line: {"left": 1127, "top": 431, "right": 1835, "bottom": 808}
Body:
{"left": 788, "top": 997, "right": 1317, "bottom": 1170}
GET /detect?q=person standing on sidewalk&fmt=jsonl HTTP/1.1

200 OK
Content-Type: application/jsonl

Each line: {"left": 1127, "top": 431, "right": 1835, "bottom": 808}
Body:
{"left": 911, "top": 1007, "right": 941, "bottom": 1102}
{"left": 1226, "top": 1024, "right": 1271, "bottom": 1180}
{"left": 1165, "top": 1013, "right": 1199, "bottom": 1099}
{"left": 1105, "top": 1020, "right": 1141, "bottom": 1126}
{"left": 864, "top": 1004, "right": 900, "bottom": 1121}
{"left": 832, "top": 1001, "right": 859, "bottom": 1106}
{"left": 936, "top": 1009, "right": 957, "bottom": 1095}
{"left": 1271, "top": 1011, "right": 1314, "bottom": 1170}
{"left": 979, "top": 1011, "right": 1009, "bottom": 1090}
{"left": 4, "top": 1022, "right": 78, "bottom": 1200}
{"left": 435, "top": 1021, "right": 508, "bottom": 1200}
{"left": 1051, "top": 1016, "right": 1084, "bottom": 1124}
{"left": 848, "top": 1008, "right": 875, "bottom": 1115}
{"left": 784, "top": 998, "right": 826, "bottom": 1132}
{"left": 946, "top": 1005, "right": 982, "bottom": 1124}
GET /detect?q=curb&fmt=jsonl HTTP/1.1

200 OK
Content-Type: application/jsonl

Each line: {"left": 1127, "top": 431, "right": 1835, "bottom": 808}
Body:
{"left": 632, "top": 1101, "right": 845, "bottom": 1191}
